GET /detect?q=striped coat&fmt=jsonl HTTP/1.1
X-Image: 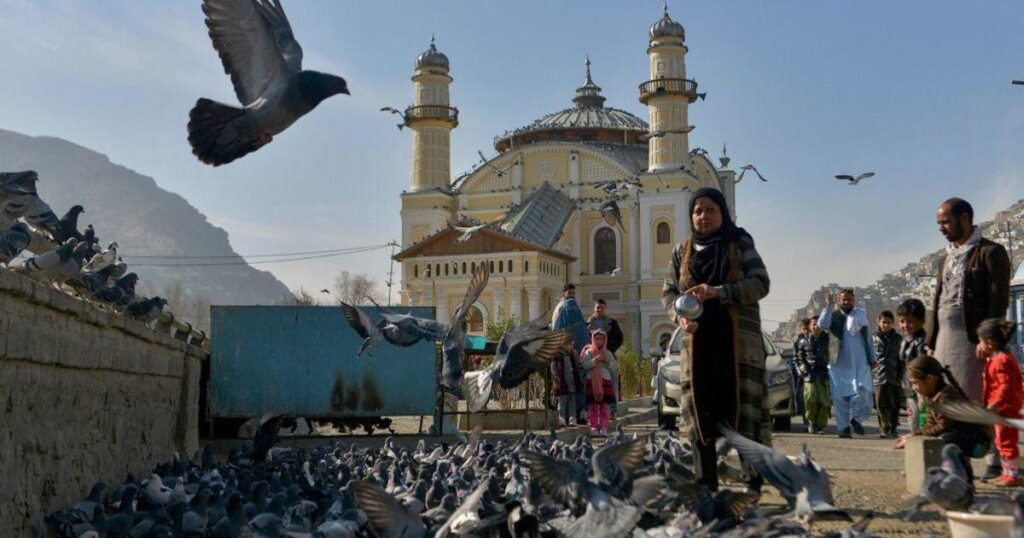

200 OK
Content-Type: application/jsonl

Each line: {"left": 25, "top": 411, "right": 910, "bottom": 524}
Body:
{"left": 661, "top": 235, "right": 771, "bottom": 445}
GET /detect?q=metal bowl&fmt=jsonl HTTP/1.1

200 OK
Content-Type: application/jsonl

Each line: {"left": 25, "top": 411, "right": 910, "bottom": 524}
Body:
{"left": 674, "top": 295, "right": 703, "bottom": 320}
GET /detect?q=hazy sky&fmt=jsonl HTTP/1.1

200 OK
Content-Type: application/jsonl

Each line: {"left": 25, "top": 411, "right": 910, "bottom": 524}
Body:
{"left": 2, "top": 1, "right": 1023, "bottom": 327}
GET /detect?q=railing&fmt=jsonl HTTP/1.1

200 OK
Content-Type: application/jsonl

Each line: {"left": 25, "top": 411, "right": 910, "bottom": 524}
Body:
{"left": 638, "top": 78, "right": 699, "bottom": 104}
{"left": 405, "top": 105, "right": 459, "bottom": 126}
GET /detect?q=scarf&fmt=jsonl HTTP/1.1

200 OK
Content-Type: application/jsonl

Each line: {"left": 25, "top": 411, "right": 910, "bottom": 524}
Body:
{"left": 944, "top": 225, "right": 982, "bottom": 279}
{"left": 584, "top": 329, "right": 608, "bottom": 400}
{"left": 688, "top": 187, "right": 750, "bottom": 286}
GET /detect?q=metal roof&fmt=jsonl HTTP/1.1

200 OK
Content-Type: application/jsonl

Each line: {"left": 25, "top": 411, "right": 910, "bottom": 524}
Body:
{"left": 501, "top": 182, "right": 575, "bottom": 248}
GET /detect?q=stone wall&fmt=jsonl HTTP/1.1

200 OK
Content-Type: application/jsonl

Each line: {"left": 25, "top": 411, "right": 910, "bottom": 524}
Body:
{"left": 0, "top": 270, "right": 207, "bottom": 536}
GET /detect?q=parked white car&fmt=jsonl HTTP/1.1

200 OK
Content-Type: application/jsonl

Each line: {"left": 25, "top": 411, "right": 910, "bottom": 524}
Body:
{"left": 656, "top": 328, "right": 797, "bottom": 430}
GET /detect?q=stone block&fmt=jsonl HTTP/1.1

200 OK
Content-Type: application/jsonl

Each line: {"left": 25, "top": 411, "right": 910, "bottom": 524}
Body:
{"left": 905, "top": 435, "right": 945, "bottom": 494}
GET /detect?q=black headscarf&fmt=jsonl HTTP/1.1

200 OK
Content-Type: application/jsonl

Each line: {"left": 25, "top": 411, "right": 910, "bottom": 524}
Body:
{"left": 687, "top": 187, "right": 750, "bottom": 286}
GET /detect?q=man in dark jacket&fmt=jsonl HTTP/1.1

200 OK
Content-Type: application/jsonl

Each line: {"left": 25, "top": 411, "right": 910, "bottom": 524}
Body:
{"left": 928, "top": 198, "right": 1011, "bottom": 403}
{"left": 586, "top": 299, "right": 624, "bottom": 352}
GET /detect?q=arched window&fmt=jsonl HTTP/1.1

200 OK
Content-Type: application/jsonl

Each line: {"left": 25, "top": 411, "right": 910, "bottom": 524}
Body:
{"left": 435, "top": 264, "right": 441, "bottom": 277}
{"left": 489, "top": 260, "right": 495, "bottom": 273}
{"left": 426, "top": 264, "right": 432, "bottom": 278}
{"left": 594, "top": 227, "right": 617, "bottom": 275}
{"left": 656, "top": 222, "right": 671, "bottom": 244}
{"left": 471, "top": 262, "right": 476, "bottom": 272}
{"left": 462, "top": 262, "right": 467, "bottom": 274}
{"left": 413, "top": 265, "right": 419, "bottom": 278}
{"left": 444, "top": 263, "right": 449, "bottom": 276}
{"left": 524, "top": 261, "right": 529, "bottom": 273}
{"left": 498, "top": 260, "right": 504, "bottom": 273}
{"left": 508, "top": 260, "right": 513, "bottom": 273}
{"left": 466, "top": 306, "right": 484, "bottom": 333}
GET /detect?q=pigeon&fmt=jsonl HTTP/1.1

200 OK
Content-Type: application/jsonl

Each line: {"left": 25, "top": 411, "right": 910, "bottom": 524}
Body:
{"left": 448, "top": 217, "right": 502, "bottom": 243}
{"left": 81, "top": 242, "right": 118, "bottom": 273}
{"left": 476, "top": 150, "right": 513, "bottom": 177}
{"left": 380, "top": 106, "right": 407, "bottom": 130}
{"left": 594, "top": 181, "right": 639, "bottom": 198}
{"left": 351, "top": 481, "right": 427, "bottom": 538}
{"left": 66, "top": 263, "right": 120, "bottom": 296}
{"left": 737, "top": 164, "right": 767, "bottom": 183}
{"left": 835, "top": 172, "right": 875, "bottom": 186}
{"left": 599, "top": 199, "right": 625, "bottom": 232}
{"left": 189, "top": 0, "right": 350, "bottom": 166}
{"left": 719, "top": 425, "right": 848, "bottom": 521}
{"left": 16, "top": 238, "right": 80, "bottom": 280}
{"left": 50, "top": 205, "right": 85, "bottom": 243}
{"left": 93, "top": 273, "right": 139, "bottom": 307}
{"left": 367, "top": 299, "right": 448, "bottom": 348}
{"left": 930, "top": 399, "right": 1024, "bottom": 431}
{"left": 441, "top": 263, "right": 489, "bottom": 387}
{"left": 0, "top": 222, "right": 31, "bottom": 265}
{"left": 523, "top": 437, "right": 666, "bottom": 538}
{"left": 125, "top": 296, "right": 169, "bottom": 323}
{"left": 903, "top": 443, "right": 973, "bottom": 516}
{"left": 462, "top": 315, "right": 571, "bottom": 412}
{"left": 81, "top": 225, "right": 96, "bottom": 247}
{"left": 339, "top": 301, "right": 382, "bottom": 357}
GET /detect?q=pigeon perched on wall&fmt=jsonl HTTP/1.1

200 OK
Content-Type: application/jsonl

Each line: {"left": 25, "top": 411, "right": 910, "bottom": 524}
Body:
{"left": 188, "top": 0, "right": 350, "bottom": 166}
{"left": 93, "top": 273, "right": 139, "bottom": 308}
{"left": 125, "top": 296, "right": 169, "bottom": 323}
{"left": 66, "top": 263, "right": 120, "bottom": 296}
{"left": 16, "top": 238, "right": 79, "bottom": 279}
{"left": 462, "top": 316, "right": 571, "bottom": 413}
{"left": 81, "top": 242, "right": 118, "bottom": 273}
{"left": 53, "top": 205, "right": 85, "bottom": 243}
{"left": 0, "top": 222, "right": 31, "bottom": 265}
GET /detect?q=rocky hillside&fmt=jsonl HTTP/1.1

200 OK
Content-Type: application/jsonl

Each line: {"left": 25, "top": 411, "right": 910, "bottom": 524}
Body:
{"left": 772, "top": 198, "right": 1024, "bottom": 343}
{"left": 0, "top": 129, "right": 291, "bottom": 308}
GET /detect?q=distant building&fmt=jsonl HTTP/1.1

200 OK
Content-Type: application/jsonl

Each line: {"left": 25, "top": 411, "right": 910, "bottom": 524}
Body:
{"left": 394, "top": 7, "right": 739, "bottom": 353}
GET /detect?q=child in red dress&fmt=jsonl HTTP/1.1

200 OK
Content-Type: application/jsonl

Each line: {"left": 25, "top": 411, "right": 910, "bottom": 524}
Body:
{"left": 976, "top": 318, "right": 1024, "bottom": 487}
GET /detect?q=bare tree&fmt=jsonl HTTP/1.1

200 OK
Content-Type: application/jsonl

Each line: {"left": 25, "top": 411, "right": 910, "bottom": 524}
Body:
{"left": 333, "top": 270, "right": 381, "bottom": 305}
{"left": 282, "top": 287, "right": 320, "bottom": 306}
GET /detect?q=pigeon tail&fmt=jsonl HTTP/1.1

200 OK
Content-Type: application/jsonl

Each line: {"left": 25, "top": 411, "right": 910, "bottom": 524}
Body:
{"left": 188, "top": 98, "right": 268, "bottom": 166}
{"left": 463, "top": 370, "right": 494, "bottom": 413}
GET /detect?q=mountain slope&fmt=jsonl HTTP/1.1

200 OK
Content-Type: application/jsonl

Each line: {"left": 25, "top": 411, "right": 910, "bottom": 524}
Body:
{"left": 0, "top": 128, "right": 291, "bottom": 306}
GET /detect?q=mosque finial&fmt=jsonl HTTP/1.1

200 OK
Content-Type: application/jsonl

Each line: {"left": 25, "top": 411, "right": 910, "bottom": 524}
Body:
{"left": 719, "top": 142, "right": 731, "bottom": 169}
{"left": 664, "top": 1, "right": 669, "bottom": 16}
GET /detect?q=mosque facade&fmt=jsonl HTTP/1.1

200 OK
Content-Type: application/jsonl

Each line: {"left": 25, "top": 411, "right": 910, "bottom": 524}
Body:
{"left": 394, "top": 7, "right": 739, "bottom": 354}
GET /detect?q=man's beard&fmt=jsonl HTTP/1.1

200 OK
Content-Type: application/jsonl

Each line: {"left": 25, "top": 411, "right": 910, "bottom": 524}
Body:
{"left": 841, "top": 306, "right": 853, "bottom": 314}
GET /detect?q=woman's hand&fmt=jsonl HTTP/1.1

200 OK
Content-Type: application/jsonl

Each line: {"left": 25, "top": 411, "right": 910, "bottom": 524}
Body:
{"left": 893, "top": 434, "right": 911, "bottom": 450}
{"left": 684, "top": 284, "right": 717, "bottom": 302}
{"left": 679, "top": 317, "right": 699, "bottom": 335}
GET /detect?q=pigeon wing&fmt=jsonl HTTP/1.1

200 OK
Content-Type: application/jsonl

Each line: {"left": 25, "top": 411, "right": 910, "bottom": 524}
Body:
{"left": 201, "top": 0, "right": 297, "bottom": 105}
{"left": 451, "top": 264, "right": 490, "bottom": 328}
{"left": 338, "top": 302, "right": 373, "bottom": 340}
{"left": 855, "top": 172, "right": 875, "bottom": 181}
{"left": 351, "top": 481, "right": 426, "bottom": 538}
{"left": 719, "top": 425, "right": 802, "bottom": 498}
{"left": 435, "top": 479, "right": 490, "bottom": 538}
{"left": 929, "top": 399, "right": 1024, "bottom": 429}
{"left": 520, "top": 451, "right": 590, "bottom": 510}
{"left": 594, "top": 437, "right": 648, "bottom": 478}
{"left": 835, "top": 175, "right": 854, "bottom": 181}
{"left": 252, "top": 0, "right": 303, "bottom": 71}
{"left": 497, "top": 330, "right": 569, "bottom": 388}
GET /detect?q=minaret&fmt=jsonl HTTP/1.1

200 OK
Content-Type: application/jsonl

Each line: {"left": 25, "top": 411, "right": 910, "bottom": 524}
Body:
{"left": 408, "top": 36, "right": 458, "bottom": 192}
{"left": 640, "top": 5, "right": 699, "bottom": 172}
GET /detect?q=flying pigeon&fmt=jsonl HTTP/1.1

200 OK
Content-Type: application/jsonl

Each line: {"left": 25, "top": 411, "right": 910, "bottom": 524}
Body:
{"left": 125, "top": 297, "right": 169, "bottom": 323}
{"left": 188, "top": 0, "right": 350, "bottom": 166}
{"left": 737, "top": 164, "right": 767, "bottom": 183}
{"left": 367, "top": 297, "right": 448, "bottom": 348}
{"left": 339, "top": 301, "right": 382, "bottom": 356}
{"left": 719, "top": 425, "right": 848, "bottom": 521}
{"left": 835, "top": 172, "right": 875, "bottom": 186}
{"left": 477, "top": 150, "right": 513, "bottom": 177}
{"left": 351, "top": 480, "right": 427, "bottom": 538}
{"left": 441, "top": 263, "right": 490, "bottom": 387}
{"left": 599, "top": 199, "right": 625, "bottom": 232}
{"left": 0, "top": 222, "right": 31, "bottom": 265}
{"left": 380, "top": 107, "right": 407, "bottom": 130}
{"left": 462, "top": 316, "right": 571, "bottom": 412}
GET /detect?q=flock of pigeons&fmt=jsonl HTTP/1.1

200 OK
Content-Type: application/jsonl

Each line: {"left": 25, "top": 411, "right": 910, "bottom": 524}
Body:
{"left": 0, "top": 170, "right": 169, "bottom": 324}
{"left": 46, "top": 412, "right": 898, "bottom": 538}
{"left": 337, "top": 264, "right": 572, "bottom": 414}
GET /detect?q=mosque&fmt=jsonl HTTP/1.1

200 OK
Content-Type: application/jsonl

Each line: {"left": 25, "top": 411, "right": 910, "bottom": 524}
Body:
{"left": 394, "top": 7, "right": 740, "bottom": 354}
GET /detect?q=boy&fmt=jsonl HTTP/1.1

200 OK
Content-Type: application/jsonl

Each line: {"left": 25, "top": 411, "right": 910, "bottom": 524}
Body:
{"left": 797, "top": 317, "right": 831, "bottom": 434}
{"left": 792, "top": 319, "right": 810, "bottom": 429}
{"left": 896, "top": 299, "right": 927, "bottom": 433}
{"left": 873, "top": 310, "right": 903, "bottom": 438}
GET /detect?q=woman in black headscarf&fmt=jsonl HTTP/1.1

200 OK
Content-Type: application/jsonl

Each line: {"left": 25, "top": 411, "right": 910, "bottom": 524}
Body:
{"left": 662, "top": 187, "right": 771, "bottom": 491}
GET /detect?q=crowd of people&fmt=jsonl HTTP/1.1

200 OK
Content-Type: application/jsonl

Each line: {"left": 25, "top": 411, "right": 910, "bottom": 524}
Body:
{"left": 784, "top": 197, "right": 1024, "bottom": 487}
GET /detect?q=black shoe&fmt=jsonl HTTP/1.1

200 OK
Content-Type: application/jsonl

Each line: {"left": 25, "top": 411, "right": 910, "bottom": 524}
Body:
{"left": 816, "top": 429, "right": 828, "bottom": 435}
{"left": 838, "top": 429, "right": 852, "bottom": 439}
{"left": 850, "top": 419, "right": 865, "bottom": 435}
{"left": 982, "top": 464, "right": 1002, "bottom": 481}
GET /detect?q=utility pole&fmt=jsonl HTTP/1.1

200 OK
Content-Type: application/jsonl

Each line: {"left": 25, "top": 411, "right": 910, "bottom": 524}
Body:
{"left": 385, "top": 240, "right": 399, "bottom": 307}
{"left": 1006, "top": 221, "right": 1014, "bottom": 267}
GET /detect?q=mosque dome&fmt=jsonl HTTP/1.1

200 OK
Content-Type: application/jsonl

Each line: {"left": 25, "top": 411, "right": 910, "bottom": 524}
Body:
{"left": 650, "top": 6, "right": 685, "bottom": 40}
{"left": 493, "top": 58, "right": 648, "bottom": 152}
{"left": 415, "top": 37, "right": 449, "bottom": 70}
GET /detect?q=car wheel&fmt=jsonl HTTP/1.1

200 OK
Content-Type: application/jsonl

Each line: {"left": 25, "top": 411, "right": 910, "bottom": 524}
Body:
{"left": 772, "top": 415, "right": 791, "bottom": 432}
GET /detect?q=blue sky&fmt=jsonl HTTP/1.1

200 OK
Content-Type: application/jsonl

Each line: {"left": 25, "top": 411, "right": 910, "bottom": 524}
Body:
{"left": 2, "top": 0, "right": 1023, "bottom": 326}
